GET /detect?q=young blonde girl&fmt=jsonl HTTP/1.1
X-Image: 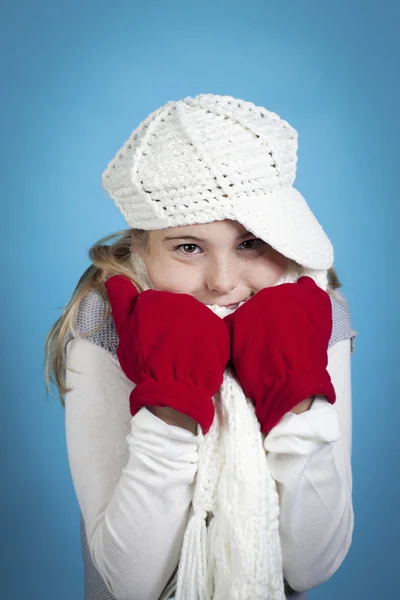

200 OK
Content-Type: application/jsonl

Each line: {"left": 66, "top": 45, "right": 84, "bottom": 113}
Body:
{"left": 45, "top": 93, "right": 356, "bottom": 600}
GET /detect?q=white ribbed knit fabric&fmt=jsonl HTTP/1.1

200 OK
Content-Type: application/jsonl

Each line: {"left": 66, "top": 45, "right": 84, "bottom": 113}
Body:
{"left": 176, "top": 351, "right": 284, "bottom": 600}
{"left": 129, "top": 252, "right": 327, "bottom": 600}
{"left": 102, "top": 94, "right": 334, "bottom": 272}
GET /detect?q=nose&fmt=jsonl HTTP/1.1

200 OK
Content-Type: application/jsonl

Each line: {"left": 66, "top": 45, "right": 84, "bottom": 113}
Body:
{"left": 205, "top": 256, "right": 239, "bottom": 296}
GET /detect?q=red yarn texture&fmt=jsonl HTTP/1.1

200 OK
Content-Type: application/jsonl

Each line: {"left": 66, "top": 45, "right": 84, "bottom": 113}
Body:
{"left": 224, "top": 276, "right": 336, "bottom": 434}
{"left": 105, "top": 275, "right": 230, "bottom": 434}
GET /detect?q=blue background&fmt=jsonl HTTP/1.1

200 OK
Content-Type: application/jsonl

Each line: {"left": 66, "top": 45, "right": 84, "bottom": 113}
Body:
{"left": 2, "top": 0, "right": 398, "bottom": 598}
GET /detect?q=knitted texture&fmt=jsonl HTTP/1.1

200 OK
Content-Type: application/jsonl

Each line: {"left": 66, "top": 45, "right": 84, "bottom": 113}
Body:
{"left": 175, "top": 355, "right": 284, "bottom": 599}
{"left": 68, "top": 260, "right": 357, "bottom": 600}
{"left": 104, "top": 277, "right": 231, "bottom": 435}
{"left": 223, "top": 277, "right": 337, "bottom": 434}
{"left": 80, "top": 511, "right": 308, "bottom": 600}
{"left": 80, "top": 514, "right": 116, "bottom": 600}
{"left": 101, "top": 94, "right": 334, "bottom": 271}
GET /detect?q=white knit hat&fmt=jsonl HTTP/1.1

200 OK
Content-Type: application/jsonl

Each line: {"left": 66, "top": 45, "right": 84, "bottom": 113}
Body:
{"left": 102, "top": 93, "right": 334, "bottom": 272}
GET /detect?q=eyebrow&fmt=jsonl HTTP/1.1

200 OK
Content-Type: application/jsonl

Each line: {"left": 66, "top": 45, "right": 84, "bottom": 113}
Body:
{"left": 162, "top": 232, "right": 255, "bottom": 243}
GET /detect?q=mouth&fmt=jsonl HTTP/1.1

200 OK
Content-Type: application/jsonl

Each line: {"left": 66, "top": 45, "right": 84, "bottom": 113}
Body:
{"left": 220, "top": 295, "right": 251, "bottom": 309}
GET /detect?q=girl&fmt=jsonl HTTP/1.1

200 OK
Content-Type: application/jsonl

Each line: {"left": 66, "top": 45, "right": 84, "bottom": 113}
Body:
{"left": 45, "top": 93, "right": 357, "bottom": 600}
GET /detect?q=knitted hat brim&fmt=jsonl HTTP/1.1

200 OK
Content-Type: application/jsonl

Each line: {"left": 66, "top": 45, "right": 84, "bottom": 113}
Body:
{"left": 110, "top": 183, "right": 333, "bottom": 271}
{"left": 229, "top": 186, "right": 334, "bottom": 270}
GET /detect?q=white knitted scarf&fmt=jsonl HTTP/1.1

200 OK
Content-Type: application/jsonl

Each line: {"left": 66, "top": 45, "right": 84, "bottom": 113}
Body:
{"left": 129, "top": 252, "right": 329, "bottom": 600}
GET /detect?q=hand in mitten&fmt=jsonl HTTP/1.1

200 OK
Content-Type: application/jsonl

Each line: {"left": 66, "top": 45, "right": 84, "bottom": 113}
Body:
{"left": 223, "top": 276, "right": 335, "bottom": 434}
{"left": 105, "top": 275, "right": 230, "bottom": 434}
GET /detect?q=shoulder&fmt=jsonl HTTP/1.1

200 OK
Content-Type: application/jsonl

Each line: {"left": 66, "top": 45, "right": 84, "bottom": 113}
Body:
{"left": 328, "top": 288, "right": 357, "bottom": 353}
{"left": 71, "top": 290, "right": 119, "bottom": 358}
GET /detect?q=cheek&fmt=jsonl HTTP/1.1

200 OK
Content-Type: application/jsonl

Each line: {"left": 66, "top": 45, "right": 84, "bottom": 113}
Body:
{"left": 146, "top": 257, "right": 200, "bottom": 293}
{"left": 252, "top": 248, "right": 289, "bottom": 287}
{"left": 270, "top": 248, "right": 289, "bottom": 274}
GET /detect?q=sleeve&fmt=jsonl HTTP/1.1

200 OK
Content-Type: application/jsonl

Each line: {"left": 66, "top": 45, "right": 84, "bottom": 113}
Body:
{"left": 65, "top": 335, "right": 204, "bottom": 600}
{"left": 262, "top": 290, "right": 355, "bottom": 592}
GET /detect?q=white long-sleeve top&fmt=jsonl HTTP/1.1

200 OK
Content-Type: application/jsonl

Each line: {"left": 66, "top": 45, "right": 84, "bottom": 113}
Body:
{"left": 64, "top": 291, "right": 356, "bottom": 600}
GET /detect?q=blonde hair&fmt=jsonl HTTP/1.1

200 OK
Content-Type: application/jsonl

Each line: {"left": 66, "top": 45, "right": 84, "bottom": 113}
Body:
{"left": 44, "top": 228, "right": 149, "bottom": 407}
{"left": 44, "top": 227, "right": 342, "bottom": 407}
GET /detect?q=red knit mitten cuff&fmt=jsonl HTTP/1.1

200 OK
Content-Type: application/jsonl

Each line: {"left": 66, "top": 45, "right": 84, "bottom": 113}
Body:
{"left": 259, "top": 370, "right": 336, "bottom": 433}
{"left": 129, "top": 379, "right": 216, "bottom": 435}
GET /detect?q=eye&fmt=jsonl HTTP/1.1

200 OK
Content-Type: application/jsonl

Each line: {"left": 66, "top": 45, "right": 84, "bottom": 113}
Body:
{"left": 174, "top": 243, "right": 201, "bottom": 255}
{"left": 238, "top": 238, "right": 265, "bottom": 250}
{"left": 173, "top": 238, "right": 266, "bottom": 257}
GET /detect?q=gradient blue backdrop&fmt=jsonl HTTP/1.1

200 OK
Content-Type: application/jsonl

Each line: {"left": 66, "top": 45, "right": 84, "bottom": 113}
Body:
{"left": 2, "top": 0, "right": 398, "bottom": 598}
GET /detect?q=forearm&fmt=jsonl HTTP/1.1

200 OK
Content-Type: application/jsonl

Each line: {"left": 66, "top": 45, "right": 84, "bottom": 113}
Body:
{"left": 147, "top": 395, "right": 315, "bottom": 434}
{"left": 264, "top": 339, "right": 354, "bottom": 591}
{"left": 289, "top": 395, "right": 315, "bottom": 414}
{"left": 89, "top": 409, "right": 199, "bottom": 600}
{"left": 147, "top": 406, "right": 199, "bottom": 433}
{"left": 267, "top": 435, "right": 353, "bottom": 591}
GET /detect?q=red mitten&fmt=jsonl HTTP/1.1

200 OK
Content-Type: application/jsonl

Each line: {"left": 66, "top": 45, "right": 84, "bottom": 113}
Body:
{"left": 105, "top": 275, "right": 230, "bottom": 434}
{"left": 224, "top": 276, "right": 335, "bottom": 433}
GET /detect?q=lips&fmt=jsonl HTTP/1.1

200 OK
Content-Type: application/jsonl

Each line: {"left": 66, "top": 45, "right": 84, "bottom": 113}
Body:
{"left": 221, "top": 296, "right": 251, "bottom": 308}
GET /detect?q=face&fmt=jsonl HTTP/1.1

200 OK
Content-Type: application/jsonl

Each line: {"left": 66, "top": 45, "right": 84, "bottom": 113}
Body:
{"left": 134, "top": 219, "right": 289, "bottom": 307}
